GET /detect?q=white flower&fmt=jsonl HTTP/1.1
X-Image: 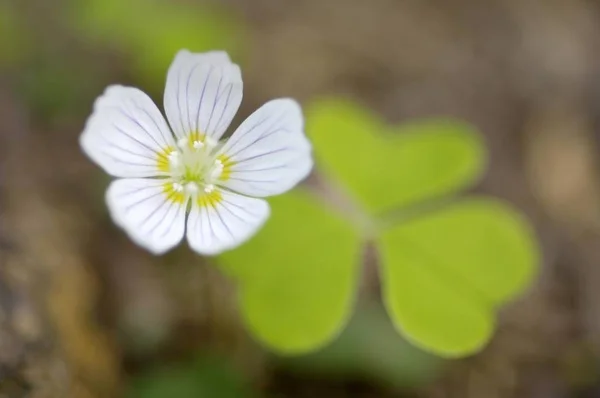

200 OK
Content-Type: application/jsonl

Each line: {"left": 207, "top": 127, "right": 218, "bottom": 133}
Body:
{"left": 80, "top": 50, "right": 312, "bottom": 255}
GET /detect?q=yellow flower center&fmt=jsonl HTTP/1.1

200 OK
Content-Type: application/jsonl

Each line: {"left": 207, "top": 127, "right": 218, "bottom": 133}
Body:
{"left": 156, "top": 133, "right": 234, "bottom": 207}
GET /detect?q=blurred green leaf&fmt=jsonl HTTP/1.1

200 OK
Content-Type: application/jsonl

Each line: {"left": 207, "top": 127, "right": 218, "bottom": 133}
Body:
{"left": 279, "top": 301, "right": 442, "bottom": 388}
{"left": 217, "top": 98, "right": 537, "bottom": 358}
{"left": 71, "top": 0, "right": 241, "bottom": 86}
{"left": 377, "top": 197, "right": 539, "bottom": 356}
{"left": 218, "top": 190, "right": 361, "bottom": 354}
{"left": 21, "top": 58, "right": 90, "bottom": 122}
{"left": 128, "top": 355, "right": 254, "bottom": 398}
{"left": 306, "top": 98, "right": 486, "bottom": 214}
{"left": 0, "top": 2, "right": 30, "bottom": 66}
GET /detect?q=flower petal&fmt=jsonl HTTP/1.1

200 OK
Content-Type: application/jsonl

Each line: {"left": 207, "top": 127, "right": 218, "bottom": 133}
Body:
{"left": 186, "top": 189, "right": 270, "bottom": 256}
{"left": 80, "top": 85, "right": 176, "bottom": 178}
{"left": 106, "top": 178, "right": 188, "bottom": 254}
{"left": 215, "top": 99, "right": 313, "bottom": 197}
{"left": 163, "top": 49, "right": 243, "bottom": 142}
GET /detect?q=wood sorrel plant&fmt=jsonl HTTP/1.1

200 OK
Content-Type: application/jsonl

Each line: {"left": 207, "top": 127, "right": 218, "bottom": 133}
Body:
{"left": 219, "top": 99, "right": 539, "bottom": 358}
{"left": 81, "top": 50, "right": 539, "bottom": 359}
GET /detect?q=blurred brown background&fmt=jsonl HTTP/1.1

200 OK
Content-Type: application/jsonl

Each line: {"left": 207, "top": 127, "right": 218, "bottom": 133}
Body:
{"left": 3, "top": 0, "right": 600, "bottom": 397}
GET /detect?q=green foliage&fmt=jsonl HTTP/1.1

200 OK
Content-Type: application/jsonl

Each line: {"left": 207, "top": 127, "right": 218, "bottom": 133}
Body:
{"left": 306, "top": 99, "right": 485, "bottom": 214}
{"left": 279, "top": 302, "right": 443, "bottom": 388}
{"left": 219, "top": 97, "right": 539, "bottom": 357}
{"left": 20, "top": 57, "right": 92, "bottom": 122}
{"left": 378, "top": 198, "right": 538, "bottom": 356}
{"left": 219, "top": 191, "right": 361, "bottom": 354}
{"left": 71, "top": 0, "right": 241, "bottom": 87}
{"left": 128, "top": 355, "right": 255, "bottom": 398}
{"left": 0, "top": 3, "right": 30, "bottom": 66}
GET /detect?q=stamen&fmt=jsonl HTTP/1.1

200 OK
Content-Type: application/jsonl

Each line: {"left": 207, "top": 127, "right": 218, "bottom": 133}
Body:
{"left": 172, "top": 182, "right": 184, "bottom": 192}
{"left": 204, "top": 184, "right": 215, "bottom": 194}
{"left": 168, "top": 151, "right": 180, "bottom": 167}
{"left": 205, "top": 137, "right": 218, "bottom": 149}
{"left": 185, "top": 182, "right": 199, "bottom": 195}
{"left": 193, "top": 140, "right": 204, "bottom": 150}
{"left": 177, "top": 138, "right": 188, "bottom": 150}
{"left": 209, "top": 159, "right": 224, "bottom": 180}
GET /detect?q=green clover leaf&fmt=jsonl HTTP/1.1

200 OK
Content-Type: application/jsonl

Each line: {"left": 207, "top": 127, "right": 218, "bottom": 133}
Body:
{"left": 306, "top": 98, "right": 485, "bottom": 214}
{"left": 218, "top": 97, "right": 539, "bottom": 357}
{"left": 378, "top": 198, "right": 538, "bottom": 356}
{"left": 219, "top": 191, "right": 361, "bottom": 354}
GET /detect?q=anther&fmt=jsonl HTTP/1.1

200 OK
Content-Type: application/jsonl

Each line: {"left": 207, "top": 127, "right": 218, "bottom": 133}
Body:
{"left": 177, "top": 138, "right": 188, "bottom": 150}
{"left": 193, "top": 140, "right": 204, "bottom": 150}
{"left": 185, "top": 182, "right": 199, "bottom": 194}
{"left": 204, "top": 184, "right": 215, "bottom": 194}
{"left": 205, "top": 137, "right": 218, "bottom": 149}
{"left": 172, "top": 182, "right": 184, "bottom": 192}
{"left": 209, "top": 160, "right": 223, "bottom": 180}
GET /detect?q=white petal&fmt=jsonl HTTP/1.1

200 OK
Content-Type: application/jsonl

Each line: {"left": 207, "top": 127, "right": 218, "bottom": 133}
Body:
{"left": 80, "top": 85, "right": 176, "bottom": 178}
{"left": 174, "top": 49, "right": 232, "bottom": 65}
{"left": 215, "top": 98, "right": 313, "bottom": 197}
{"left": 186, "top": 189, "right": 270, "bottom": 256}
{"left": 106, "top": 178, "right": 187, "bottom": 254}
{"left": 164, "top": 50, "right": 243, "bottom": 142}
